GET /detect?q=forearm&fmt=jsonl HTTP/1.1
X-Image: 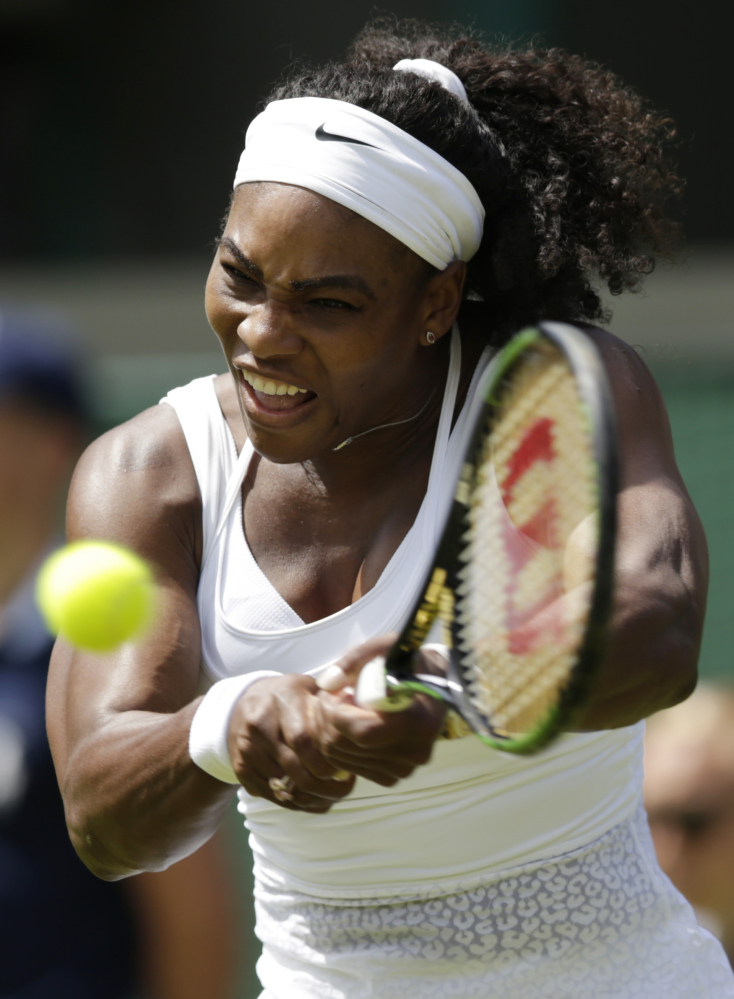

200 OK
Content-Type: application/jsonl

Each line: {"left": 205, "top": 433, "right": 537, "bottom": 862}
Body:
{"left": 570, "top": 333, "right": 708, "bottom": 731}
{"left": 573, "top": 569, "right": 702, "bottom": 731}
{"left": 57, "top": 700, "right": 235, "bottom": 880}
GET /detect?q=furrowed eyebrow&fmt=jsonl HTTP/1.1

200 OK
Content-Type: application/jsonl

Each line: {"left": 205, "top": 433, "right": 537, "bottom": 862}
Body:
{"left": 216, "top": 236, "right": 376, "bottom": 301}
{"left": 290, "top": 275, "right": 377, "bottom": 301}
{"left": 217, "top": 236, "right": 263, "bottom": 278}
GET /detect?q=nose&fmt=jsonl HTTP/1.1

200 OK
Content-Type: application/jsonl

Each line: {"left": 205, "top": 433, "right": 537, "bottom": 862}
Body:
{"left": 236, "top": 300, "right": 303, "bottom": 361}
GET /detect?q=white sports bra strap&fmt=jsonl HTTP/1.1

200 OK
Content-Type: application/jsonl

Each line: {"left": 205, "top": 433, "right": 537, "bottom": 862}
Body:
{"left": 215, "top": 439, "right": 255, "bottom": 549}
{"left": 160, "top": 375, "right": 235, "bottom": 554}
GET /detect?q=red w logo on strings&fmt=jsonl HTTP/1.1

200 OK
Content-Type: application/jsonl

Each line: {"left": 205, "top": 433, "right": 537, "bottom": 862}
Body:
{"left": 498, "top": 417, "right": 564, "bottom": 654}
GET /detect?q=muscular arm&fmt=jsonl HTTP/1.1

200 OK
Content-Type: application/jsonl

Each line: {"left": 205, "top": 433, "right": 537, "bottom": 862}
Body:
{"left": 47, "top": 401, "right": 440, "bottom": 879}
{"left": 573, "top": 328, "right": 707, "bottom": 729}
{"left": 46, "top": 404, "right": 235, "bottom": 880}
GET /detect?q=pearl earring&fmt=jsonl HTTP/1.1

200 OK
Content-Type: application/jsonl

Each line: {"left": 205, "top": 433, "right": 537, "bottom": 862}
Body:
{"left": 426, "top": 331, "right": 436, "bottom": 344}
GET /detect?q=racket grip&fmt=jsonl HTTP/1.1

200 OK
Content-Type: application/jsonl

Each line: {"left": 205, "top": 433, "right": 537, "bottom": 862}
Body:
{"left": 353, "top": 657, "right": 412, "bottom": 713}
{"left": 354, "top": 657, "right": 389, "bottom": 709}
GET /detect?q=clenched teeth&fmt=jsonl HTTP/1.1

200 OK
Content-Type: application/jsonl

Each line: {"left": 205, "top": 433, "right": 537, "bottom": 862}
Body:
{"left": 242, "top": 370, "right": 309, "bottom": 396}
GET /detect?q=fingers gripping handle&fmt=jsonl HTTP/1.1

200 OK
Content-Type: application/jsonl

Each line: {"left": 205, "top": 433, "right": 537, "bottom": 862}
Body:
{"left": 355, "top": 657, "right": 413, "bottom": 712}
{"left": 318, "top": 654, "right": 447, "bottom": 712}
{"left": 356, "top": 657, "right": 391, "bottom": 710}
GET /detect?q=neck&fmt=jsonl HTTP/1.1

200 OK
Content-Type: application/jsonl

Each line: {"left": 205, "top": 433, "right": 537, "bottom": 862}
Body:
{"left": 331, "top": 383, "right": 439, "bottom": 452}
{"left": 304, "top": 338, "right": 451, "bottom": 497}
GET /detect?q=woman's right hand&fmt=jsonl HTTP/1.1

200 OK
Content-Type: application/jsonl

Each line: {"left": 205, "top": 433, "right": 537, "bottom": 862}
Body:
{"left": 227, "top": 637, "right": 446, "bottom": 813}
{"left": 227, "top": 674, "right": 357, "bottom": 812}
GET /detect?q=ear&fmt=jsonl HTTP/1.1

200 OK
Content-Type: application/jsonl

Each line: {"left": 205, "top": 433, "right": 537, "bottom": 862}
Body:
{"left": 420, "top": 261, "right": 467, "bottom": 345}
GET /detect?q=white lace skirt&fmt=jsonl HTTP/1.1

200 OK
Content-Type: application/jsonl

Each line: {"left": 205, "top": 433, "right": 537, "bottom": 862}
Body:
{"left": 254, "top": 805, "right": 734, "bottom": 999}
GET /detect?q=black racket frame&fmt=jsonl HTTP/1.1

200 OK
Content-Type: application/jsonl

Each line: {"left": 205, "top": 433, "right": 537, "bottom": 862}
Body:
{"left": 381, "top": 321, "right": 619, "bottom": 753}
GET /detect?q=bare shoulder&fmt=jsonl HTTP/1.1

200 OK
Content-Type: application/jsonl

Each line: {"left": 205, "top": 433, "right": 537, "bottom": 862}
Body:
{"left": 582, "top": 325, "right": 678, "bottom": 483}
{"left": 585, "top": 326, "right": 668, "bottom": 413}
{"left": 78, "top": 402, "right": 195, "bottom": 475}
{"left": 68, "top": 402, "right": 202, "bottom": 579}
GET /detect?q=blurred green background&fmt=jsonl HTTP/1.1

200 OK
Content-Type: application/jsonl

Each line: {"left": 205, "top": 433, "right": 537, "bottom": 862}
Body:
{"left": 1, "top": 0, "right": 731, "bottom": 995}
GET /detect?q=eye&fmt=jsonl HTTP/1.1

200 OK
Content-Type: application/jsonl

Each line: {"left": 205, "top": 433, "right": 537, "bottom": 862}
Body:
{"left": 311, "top": 297, "right": 359, "bottom": 311}
{"left": 222, "top": 263, "right": 258, "bottom": 285}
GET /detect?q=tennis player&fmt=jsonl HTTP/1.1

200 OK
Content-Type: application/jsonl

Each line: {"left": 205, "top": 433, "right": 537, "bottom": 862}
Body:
{"left": 47, "top": 24, "right": 734, "bottom": 998}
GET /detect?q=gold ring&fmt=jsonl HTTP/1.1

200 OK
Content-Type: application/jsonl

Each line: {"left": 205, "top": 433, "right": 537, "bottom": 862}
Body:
{"left": 268, "top": 775, "right": 296, "bottom": 802}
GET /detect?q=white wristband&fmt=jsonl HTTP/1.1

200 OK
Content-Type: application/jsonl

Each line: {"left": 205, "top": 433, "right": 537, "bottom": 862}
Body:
{"left": 188, "top": 671, "right": 281, "bottom": 784}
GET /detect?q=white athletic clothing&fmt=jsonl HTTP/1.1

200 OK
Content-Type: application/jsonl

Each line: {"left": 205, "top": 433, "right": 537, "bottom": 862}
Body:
{"left": 175, "top": 329, "right": 472, "bottom": 681}
{"left": 161, "top": 330, "right": 734, "bottom": 996}
{"left": 254, "top": 803, "right": 734, "bottom": 999}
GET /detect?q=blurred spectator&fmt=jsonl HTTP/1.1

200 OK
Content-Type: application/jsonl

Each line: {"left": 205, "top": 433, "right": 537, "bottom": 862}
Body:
{"left": 0, "top": 310, "right": 237, "bottom": 999}
{"left": 644, "top": 683, "right": 734, "bottom": 964}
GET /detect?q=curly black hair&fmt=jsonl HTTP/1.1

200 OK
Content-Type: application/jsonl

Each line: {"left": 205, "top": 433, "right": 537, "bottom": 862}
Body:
{"left": 265, "top": 20, "right": 682, "bottom": 343}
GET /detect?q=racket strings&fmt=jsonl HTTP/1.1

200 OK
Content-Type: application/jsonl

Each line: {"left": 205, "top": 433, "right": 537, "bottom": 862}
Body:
{"left": 457, "top": 343, "right": 598, "bottom": 737}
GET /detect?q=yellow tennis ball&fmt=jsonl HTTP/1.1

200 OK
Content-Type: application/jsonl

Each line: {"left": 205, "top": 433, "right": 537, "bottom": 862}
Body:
{"left": 36, "top": 541, "right": 155, "bottom": 652}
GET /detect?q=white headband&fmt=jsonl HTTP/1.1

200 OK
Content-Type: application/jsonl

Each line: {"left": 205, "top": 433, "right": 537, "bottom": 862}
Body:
{"left": 233, "top": 90, "right": 484, "bottom": 269}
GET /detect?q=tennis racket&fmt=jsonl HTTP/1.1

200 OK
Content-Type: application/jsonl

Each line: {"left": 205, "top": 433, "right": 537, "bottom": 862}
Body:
{"left": 354, "top": 321, "right": 618, "bottom": 754}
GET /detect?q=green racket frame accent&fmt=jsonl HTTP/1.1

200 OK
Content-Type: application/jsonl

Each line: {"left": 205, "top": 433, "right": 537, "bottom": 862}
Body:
{"left": 381, "top": 322, "right": 618, "bottom": 754}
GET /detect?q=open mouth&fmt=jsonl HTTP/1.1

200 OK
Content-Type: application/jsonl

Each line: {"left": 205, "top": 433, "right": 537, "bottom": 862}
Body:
{"left": 240, "top": 369, "right": 317, "bottom": 412}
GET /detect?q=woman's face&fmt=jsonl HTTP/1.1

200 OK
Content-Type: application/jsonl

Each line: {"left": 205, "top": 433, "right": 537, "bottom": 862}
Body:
{"left": 206, "top": 182, "right": 457, "bottom": 464}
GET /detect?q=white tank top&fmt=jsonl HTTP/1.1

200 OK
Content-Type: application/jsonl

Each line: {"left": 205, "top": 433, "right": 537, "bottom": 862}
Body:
{"left": 162, "top": 329, "right": 644, "bottom": 900}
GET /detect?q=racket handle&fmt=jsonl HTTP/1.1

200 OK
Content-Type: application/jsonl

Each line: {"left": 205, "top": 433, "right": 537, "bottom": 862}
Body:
{"left": 355, "top": 657, "right": 412, "bottom": 712}
{"left": 354, "top": 657, "right": 389, "bottom": 708}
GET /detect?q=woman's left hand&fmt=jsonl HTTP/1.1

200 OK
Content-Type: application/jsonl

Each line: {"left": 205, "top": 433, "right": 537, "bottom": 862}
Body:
{"left": 311, "top": 635, "right": 448, "bottom": 787}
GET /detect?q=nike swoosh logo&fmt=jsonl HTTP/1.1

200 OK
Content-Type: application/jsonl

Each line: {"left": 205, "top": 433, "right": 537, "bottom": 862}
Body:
{"left": 315, "top": 123, "right": 378, "bottom": 148}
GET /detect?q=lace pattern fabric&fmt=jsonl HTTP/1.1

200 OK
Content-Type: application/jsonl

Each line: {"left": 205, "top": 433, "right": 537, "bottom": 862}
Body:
{"left": 254, "top": 805, "right": 734, "bottom": 999}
